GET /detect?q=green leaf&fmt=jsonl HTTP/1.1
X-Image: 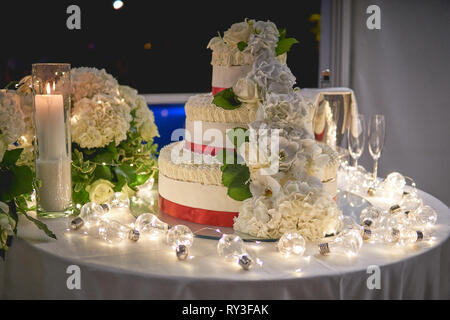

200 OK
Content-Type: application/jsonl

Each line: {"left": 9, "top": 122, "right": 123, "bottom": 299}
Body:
{"left": 131, "top": 173, "right": 151, "bottom": 188}
{"left": 73, "top": 188, "right": 90, "bottom": 207}
{"left": 212, "top": 88, "right": 242, "bottom": 110}
{"left": 80, "top": 161, "right": 96, "bottom": 174}
{"left": 0, "top": 166, "right": 33, "bottom": 202}
{"left": 215, "top": 149, "right": 236, "bottom": 165}
{"left": 94, "top": 165, "right": 112, "bottom": 181}
{"left": 237, "top": 41, "right": 248, "bottom": 51}
{"left": 1, "top": 149, "right": 23, "bottom": 166}
{"left": 113, "top": 175, "right": 127, "bottom": 192}
{"left": 275, "top": 37, "right": 299, "bottom": 56}
{"left": 20, "top": 211, "right": 57, "bottom": 240}
{"left": 227, "top": 180, "right": 252, "bottom": 201}
{"left": 226, "top": 127, "right": 249, "bottom": 149}
{"left": 114, "top": 164, "right": 137, "bottom": 184}
{"left": 278, "top": 28, "right": 287, "bottom": 39}
{"left": 222, "top": 164, "right": 250, "bottom": 188}
{"left": 92, "top": 150, "right": 115, "bottom": 164}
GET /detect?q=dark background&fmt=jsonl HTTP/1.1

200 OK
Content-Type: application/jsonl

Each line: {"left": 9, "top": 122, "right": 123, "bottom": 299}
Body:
{"left": 0, "top": 0, "right": 321, "bottom": 93}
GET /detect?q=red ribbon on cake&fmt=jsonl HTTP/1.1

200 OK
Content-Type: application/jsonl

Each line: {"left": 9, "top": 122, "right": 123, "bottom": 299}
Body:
{"left": 185, "top": 141, "right": 234, "bottom": 156}
{"left": 159, "top": 195, "right": 238, "bottom": 227}
{"left": 212, "top": 87, "right": 226, "bottom": 95}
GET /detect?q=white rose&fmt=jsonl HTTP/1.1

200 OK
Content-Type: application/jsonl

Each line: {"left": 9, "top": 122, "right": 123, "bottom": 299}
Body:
{"left": 223, "top": 22, "right": 252, "bottom": 46}
{"left": 233, "top": 78, "right": 259, "bottom": 104}
{"left": 86, "top": 179, "right": 115, "bottom": 204}
{"left": 207, "top": 37, "right": 227, "bottom": 52}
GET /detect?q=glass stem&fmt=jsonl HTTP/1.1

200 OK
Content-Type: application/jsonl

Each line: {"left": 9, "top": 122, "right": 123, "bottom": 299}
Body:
{"left": 354, "top": 158, "right": 358, "bottom": 169}
{"left": 373, "top": 158, "right": 378, "bottom": 181}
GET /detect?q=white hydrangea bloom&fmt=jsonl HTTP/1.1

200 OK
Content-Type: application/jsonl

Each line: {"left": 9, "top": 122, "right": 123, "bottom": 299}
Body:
{"left": 0, "top": 90, "right": 26, "bottom": 145}
{"left": 234, "top": 180, "right": 341, "bottom": 241}
{"left": 245, "top": 20, "right": 279, "bottom": 55}
{"left": 119, "top": 85, "right": 159, "bottom": 141}
{"left": 135, "top": 96, "right": 159, "bottom": 141}
{"left": 19, "top": 94, "right": 34, "bottom": 147}
{"left": 0, "top": 134, "right": 6, "bottom": 163}
{"left": 71, "top": 67, "right": 120, "bottom": 102}
{"left": 71, "top": 94, "right": 131, "bottom": 148}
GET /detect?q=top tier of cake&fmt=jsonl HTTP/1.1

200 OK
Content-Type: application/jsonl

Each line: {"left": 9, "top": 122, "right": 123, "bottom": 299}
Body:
{"left": 211, "top": 55, "right": 286, "bottom": 95}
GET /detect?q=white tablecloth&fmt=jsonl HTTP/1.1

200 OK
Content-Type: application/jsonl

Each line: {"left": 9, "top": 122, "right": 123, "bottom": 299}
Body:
{"left": 1, "top": 189, "right": 449, "bottom": 299}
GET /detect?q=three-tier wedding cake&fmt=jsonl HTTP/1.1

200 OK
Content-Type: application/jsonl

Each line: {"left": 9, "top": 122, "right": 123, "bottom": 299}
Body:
{"left": 159, "top": 20, "right": 342, "bottom": 241}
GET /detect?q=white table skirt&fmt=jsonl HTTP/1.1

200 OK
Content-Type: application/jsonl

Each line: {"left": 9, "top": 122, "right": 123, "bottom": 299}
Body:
{"left": 1, "top": 189, "right": 449, "bottom": 299}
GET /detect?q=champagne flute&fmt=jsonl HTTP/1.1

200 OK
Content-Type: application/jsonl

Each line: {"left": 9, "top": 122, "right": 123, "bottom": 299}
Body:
{"left": 368, "top": 114, "right": 385, "bottom": 183}
{"left": 347, "top": 114, "right": 365, "bottom": 170}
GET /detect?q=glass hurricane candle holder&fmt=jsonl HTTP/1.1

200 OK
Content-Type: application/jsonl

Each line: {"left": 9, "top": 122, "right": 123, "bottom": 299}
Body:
{"left": 32, "top": 63, "right": 72, "bottom": 218}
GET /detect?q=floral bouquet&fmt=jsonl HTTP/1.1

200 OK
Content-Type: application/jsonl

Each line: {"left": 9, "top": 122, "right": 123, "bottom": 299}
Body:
{"left": 0, "top": 67, "right": 159, "bottom": 254}
{"left": 69, "top": 67, "right": 159, "bottom": 209}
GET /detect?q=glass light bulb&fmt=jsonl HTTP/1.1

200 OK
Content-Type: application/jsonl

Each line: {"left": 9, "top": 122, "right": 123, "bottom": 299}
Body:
{"left": 319, "top": 229, "right": 363, "bottom": 256}
{"left": 385, "top": 172, "right": 406, "bottom": 190}
{"left": 217, "top": 234, "right": 247, "bottom": 261}
{"left": 70, "top": 202, "right": 106, "bottom": 230}
{"left": 277, "top": 232, "right": 306, "bottom": 256}
{"left": 108, "top": 192, "right": 130, "bottom": 209}
{"left": 136, "top": 177, "right": 155, "bottom": 204}
{"left": 400, "top": 193, "right": 423, "bottom": 214}
{"left": 135, "top": 213, "right": 169, "bottom": 239}
{"left": 338, "top": 216, "right": 363, "bottom": 238}
{"left": 97, "top": 219, "right": 139, "bottom": 243}
{"left": 373, "top": 216, "right": 409, "bottom": 243}
{"left": 167, "top": 224, "right": 194, "bottom": 248}
{"left": 360, "top": 206, "right": 385, "bottom": 228}
{"left": 415, "top": 205, "right": 437, "bottom": 227}
{"left": 398, "top": 228, "right": 419, "bottom": 246}
{"left": 80, "top": 202, "right": 105, "bottom": 220}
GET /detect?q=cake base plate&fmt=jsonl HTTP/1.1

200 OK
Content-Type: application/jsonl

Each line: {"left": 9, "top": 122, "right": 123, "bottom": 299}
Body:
{"left": 158, "top": 189, "right": 371, "bottom": 242}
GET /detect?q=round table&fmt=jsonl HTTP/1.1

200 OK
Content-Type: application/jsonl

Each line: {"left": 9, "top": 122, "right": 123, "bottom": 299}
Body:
{"left": 1, "top": 189, "right": 449, "bottom": 299}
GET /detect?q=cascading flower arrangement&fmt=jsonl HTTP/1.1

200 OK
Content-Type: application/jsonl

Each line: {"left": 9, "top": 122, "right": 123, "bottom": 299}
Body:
{"left": 0, "top": 67, "right": 159, "bottom": 254}
{"left": 207, "top": 20, "right": 342, "bottom": 241}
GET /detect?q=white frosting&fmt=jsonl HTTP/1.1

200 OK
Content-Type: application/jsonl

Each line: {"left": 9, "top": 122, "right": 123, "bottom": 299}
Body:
{"left": 322, "top": 178, "right": 337, "bottom": 198}
{"left": 158, "top": 142, "right": 223, "bottom": 186}
{"left": 185, "top": 93, "right": 258, "bottom": 123}
{"left": 212, "top": 65, "right": 252, "bottom": 89}
{"left": 185, "top": 119, "right": 247, "bottom": 148}
{"left": 159, "top": 174, "right": 242, "bottom": 212}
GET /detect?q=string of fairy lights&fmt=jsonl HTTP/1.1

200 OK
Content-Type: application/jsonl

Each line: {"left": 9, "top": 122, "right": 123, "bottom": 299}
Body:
{"left": 66, "top": 170, "right": 438, "bottom": 271}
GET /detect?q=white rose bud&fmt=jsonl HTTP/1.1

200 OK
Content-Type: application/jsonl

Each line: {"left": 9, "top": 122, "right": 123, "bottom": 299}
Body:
{"left": 233, "top": 78, "right": 259, "bottom": 104}
{"left": 207, "top": 37, "right": 227, "bottom": 51}
{"left": 223, "top": 22, "right": 252, "bottom": 46}
{"left": 86, "top": 179, "right": 115, "bottom": 204}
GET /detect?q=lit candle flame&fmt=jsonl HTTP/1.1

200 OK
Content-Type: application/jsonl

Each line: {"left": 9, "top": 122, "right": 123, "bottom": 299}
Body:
{"left": 46, "top": 82, "right": 51, "bottom": 94}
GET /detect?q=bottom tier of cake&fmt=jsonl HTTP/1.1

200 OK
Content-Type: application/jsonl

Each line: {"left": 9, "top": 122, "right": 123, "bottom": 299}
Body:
{"left": 159, "top": 173, "right": 240, "bottom": 227}
{"left": 159, "top": 172, "right": 338, "bottom": 228}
